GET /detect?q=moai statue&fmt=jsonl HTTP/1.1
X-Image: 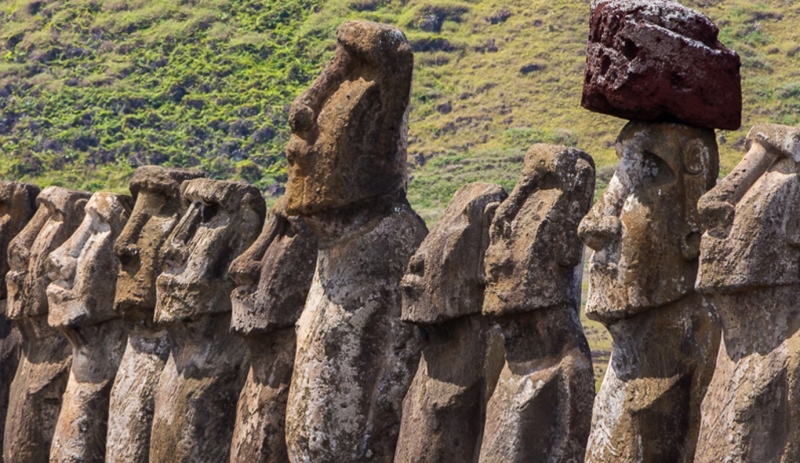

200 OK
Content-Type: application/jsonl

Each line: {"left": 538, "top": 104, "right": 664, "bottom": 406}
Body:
{"left": 283, "top": 20, "right": 428, "bottom": 462}
{"left": 394, "top": 182, "right": 507, "bottom": 462}
{"left": 694, "top": 125, "right": 800, "bottom": 462}
{"left": 228, "top": 198, "right": 317, "bottom": 463}
{"left": 106, "top": 166, "right": 203, "bottom": 463}
{"left": 478, "top": 145, "right": 596, "bottom": 462}
{"left": 46, "top": 193, "right": 132, "bottom": 463}
{"left": 579, "top": 2, "right": 740, "bottom": 461}
{"left": 0, "top": 182, "right": 38, "bottom": 460}
{"left": 148, "top": 179, "right": 265, "bottom": 463}
{"left": 4, "top": 186, "right": 90, "bottom": 462}
{"left": 580, "top": 122, "right": 721, "bottom": 462}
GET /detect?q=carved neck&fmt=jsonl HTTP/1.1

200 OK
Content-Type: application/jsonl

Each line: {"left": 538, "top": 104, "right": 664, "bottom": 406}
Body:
{"left": 497, "top": 304, "right": 588, "bottom": 364}
{"left": 303, "top": 188, "right": 406, "bottom": 247}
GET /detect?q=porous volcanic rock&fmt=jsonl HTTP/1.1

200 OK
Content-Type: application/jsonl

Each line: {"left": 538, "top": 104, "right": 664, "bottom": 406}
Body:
{"left": 395, "top": 182, "right": 507, "bottom": 462}
{"left": 582, "top": 0, "right": 742, "bottom": 130}
{"left": 479, "top": 145, "right": 596, "bottom": 463}
{"left": 106, "top": 166, "right": 203, "bottom": 463}
{"left": 149, "top": 179, "right": 265, "bottom": 463}
{"left": 228, "top": 198, "right": 317, "bottom": 463}
{"left": 4, "top": 186, "right": 90, "bottom": 462}
{"left": 47, "top": 193, "right": 132, "bottom": 463}
{"left": 284, "top": 20, "right": 428, "bottom": 462}
{"left": 580, "top": 122, "right": 721, "bottom": 462}
{"left": 0, "top": 181, "right": 38, "bottom": 460}
{"left": 694, "top": 124, "right": 800, "bottom": 462}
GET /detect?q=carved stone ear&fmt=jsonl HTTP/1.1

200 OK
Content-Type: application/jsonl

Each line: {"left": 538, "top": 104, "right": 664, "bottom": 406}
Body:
{"left": 683, "top": 140, "right": 710, "bottom": 176}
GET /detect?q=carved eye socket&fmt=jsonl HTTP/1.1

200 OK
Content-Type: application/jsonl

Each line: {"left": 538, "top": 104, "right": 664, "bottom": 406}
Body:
{"left": 642, "top": 150, "right": 676, "bottom": 186}
{"left": 200, "top": 202, "right": 219, "bottom": 223}
{"left": 289, "top": 104, "right": 314, "bottom": 133}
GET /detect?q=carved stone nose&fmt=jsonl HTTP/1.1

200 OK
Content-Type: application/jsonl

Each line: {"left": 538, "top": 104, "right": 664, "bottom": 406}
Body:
{"left": 578, "top": 215, "right": 621, "bottom": 252}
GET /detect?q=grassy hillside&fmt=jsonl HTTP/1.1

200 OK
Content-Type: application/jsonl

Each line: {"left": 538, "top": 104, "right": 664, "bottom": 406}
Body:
{"left": 1, "top": 0, "right": 798, "bottom": 214}
{"left": 1, "top": 0, "right": 799, "bottom": 384}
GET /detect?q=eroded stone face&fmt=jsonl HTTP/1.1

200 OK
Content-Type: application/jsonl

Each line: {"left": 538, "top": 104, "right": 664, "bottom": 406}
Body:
{"left": 155, "top": 179, "right": 265, "bottom": 323}
{"left": 478, "top": 145, "right": 596, "bottom": 463}
{"left": 284, "top": 20, "right": 427, "bottom": 463}
{"left": 698, "top": 124, "right": 800, "bottom": 293}
{"left": 0, "top": 181, "right": 39, "bottom": 461}
{"left": 694, "top": 124, "right": 800, "bottom": 462}
{"left": 149, "top": 178, "right": 264, "bottom": 463}
{"left": 583, "top": 0, "right": 742, "bottom": 130}
{"left": 227, "top": 200, "right": 317, "bottom": 463}
{"left": 3, "top": 186, "right": 89, "bottom": 463}
{"left": 229, "top": 198, "right": 318, "bottom": 335}
{"left": 45, "top": 193, "right": 132, "bottom": 463}
{"left": 0, "top": 182, "right": 39, "bottom": 302}
{"left": 6, "top": 187, "right": 91, "bottom": 321}
{"left": 580, "top": 122, "right": 719, "bottom": 321}
{"left": 580, "top": 122, "right": 721, "bottom": 463}
{"left": 107, "top": 166, "right": 202, "bottom": 463}
{"left": 401, "top": 183, "right": 507, "bottom": 324}
{"left": 284, "top": 20, "right": 413, "bottom": 215}
{"left": 114, "top": 166, "right": 204, "bottom": 321}
{"left": 484, "top": 144, "right": 596, "bottom": 316}
{"left": 395, "top": 182, "right": 506, "bottom": 462}
{"left": 47, "top": 193, "right": 133, "bottom": 328}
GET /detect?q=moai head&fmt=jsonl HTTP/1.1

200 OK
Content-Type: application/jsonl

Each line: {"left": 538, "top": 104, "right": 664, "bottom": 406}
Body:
{"left": 579, "top": 122, "right": 719, "bottom": 320}
{"left": 229, "top": 198, "right": 318, "bottom": 335}
{"left": 484, "top": 145, "right": 596, "bottom": 316}
{"left": 6, "top": 187, "right": 90, "bottom": 320}
{"left": 114, "top": 167, "right": 204, "bottom": 321}
{"left": 0, "top": 182, "right": 39, "bottom": 303}
{"left": 401, "top": 183, "right": 507, "bottom": 324}
{"left": 284, "top": 20, "right": 413, "bottom": 216}
{"left": 46, "top": 193, "right": 132, "bottom": 328}
{"left": 155, "top": 179, "right": 265, "bottom": 323}
{"left": 697, "top": 124, "right": 800, "bottom": 294}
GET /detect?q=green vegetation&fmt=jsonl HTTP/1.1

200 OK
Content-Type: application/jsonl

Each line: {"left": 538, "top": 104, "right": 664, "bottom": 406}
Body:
{"left": 2, "top": 0, "right": 799, "bottom": 385}
{"left": 1, "top": 0, "right": 798, "bottom": 208}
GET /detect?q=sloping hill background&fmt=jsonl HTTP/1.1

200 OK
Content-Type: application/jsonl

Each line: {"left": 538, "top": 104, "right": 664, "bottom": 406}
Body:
{"left": 1, "top": 0, "right": 799, "bottom": 384}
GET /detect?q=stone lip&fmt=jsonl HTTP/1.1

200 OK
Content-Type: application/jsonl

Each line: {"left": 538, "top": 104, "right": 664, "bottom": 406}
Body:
{"left": 582, "top": 0, "right": 742, "bottom": 130}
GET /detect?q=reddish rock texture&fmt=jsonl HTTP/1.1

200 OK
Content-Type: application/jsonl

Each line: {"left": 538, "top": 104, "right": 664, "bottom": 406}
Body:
{"left": 582, "top": 0, "right": 742, "bottom": 130}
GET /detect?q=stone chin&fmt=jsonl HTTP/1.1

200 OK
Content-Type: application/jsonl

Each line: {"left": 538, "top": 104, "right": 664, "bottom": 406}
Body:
{"left": 4, "top": 270, "right": 27, "bottom": 320}
{"left": 155, "top": 274, "right": 229, "bottom": 323}
{"left": 45, "top": 284, "right": 87, "bottom": 328}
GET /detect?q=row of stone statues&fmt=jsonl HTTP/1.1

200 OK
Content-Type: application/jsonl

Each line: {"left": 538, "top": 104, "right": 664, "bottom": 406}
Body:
{"left": 0, "top": 0, "right": 797, "bottom": 461}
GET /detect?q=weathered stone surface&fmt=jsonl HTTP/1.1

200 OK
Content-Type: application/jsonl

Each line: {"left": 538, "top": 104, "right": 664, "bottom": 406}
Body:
{"left": 284, "top": 20, "right": 413, "bottom": 216}
{"left": 694, "top": 124, "right": 800, "bottom": 462}
{"left": 479, "top": 145, "right": 596, "bottom": 463}
{"left": 284, "top": 21, "right": 427, "bottom": 462}
{"left": 0, "top": 182, "right": 38, "bottom": 462}
{"left": 582, "top": 0, "right": 742, "bottom": 130}
{"left": 395, "top": 183, "right": 506, "bottom": 462}
{"left": 229, "top": 199, "right": 317, "bottom": 463}
{"left": 149, "top": 179, "right": 265, "bottom": 463}
{"left": 106, "top": 166, "right": 203, "bottom": 463}
{"left": 401, "top": 183, "right": 507, "bottom": 324}
{"left": 46, "top": 193, "right": 131, "bottom": 463}
{"left": 4, "top": 186, "right": 90, "bottom": 463}
{"left": 580, "top": 122, "right": 721, "bottom": 462}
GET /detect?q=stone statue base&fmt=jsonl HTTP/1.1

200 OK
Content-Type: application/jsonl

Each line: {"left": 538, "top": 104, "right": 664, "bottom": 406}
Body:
{"left": 480, "top": 305, "right": 594, "bottom": 462}
{"left": 3, "top": 316, "right": 71, "bottom": 462}
{"left": 106, "top": 324, "right": 170, "bottom": 463}
{"left": 395, "top": 315, "right": 492, "bottom": 462}
{"left": 149, "top": 312, "right": 248, "bottom": 463}
{"left": 586, "top": 294, "right": 719, "bottom": 463}
{"left": 230, "top": 328, "right": 296, "bottom": 463}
